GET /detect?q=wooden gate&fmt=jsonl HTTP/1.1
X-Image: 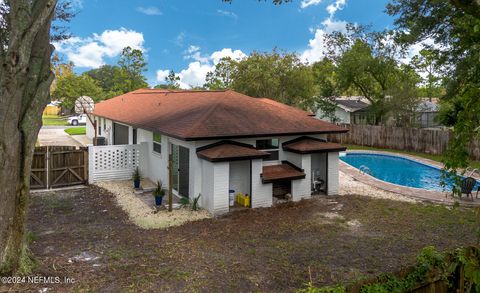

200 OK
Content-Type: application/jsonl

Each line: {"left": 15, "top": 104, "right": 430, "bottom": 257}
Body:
{"left": 30, "top": 146, "right": 88, "bottom": 190}
{"left": 31, "top": 147, "right": 48, "bottom": 189}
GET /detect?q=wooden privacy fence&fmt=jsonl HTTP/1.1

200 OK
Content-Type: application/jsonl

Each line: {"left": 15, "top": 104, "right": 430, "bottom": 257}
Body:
{"left": 328, "top": 124, "right": 480, "bottom": 160}
{"left": 30, "top": 146, "right": 88, "bottom": 190}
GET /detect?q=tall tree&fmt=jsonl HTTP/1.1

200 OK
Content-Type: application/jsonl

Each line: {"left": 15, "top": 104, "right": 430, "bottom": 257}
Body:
{"left": 326, "top": 27, "right": 420, "bottom": 124}
{"left": 115, "top": 46, "right": 148, "bottom": 93}
{"left": 229, "top": 50, "right": 315, "bottom": 108}
{"left": 410, "top": 49, "right": 442, "bottom": 99}
{"left": 0, "top": 0, "right": 70, "bottom": 274}
{"left": 155, "top": 70, "right": 181, "bottom": 89}
{"left": 83, "top": 64, "right": 124, "bottom": 98}
{"left": 204, "top": 57, "right": 238, "bottom": 90}
{"left": 52, "top": 73, "right": 105, "bottom": 111}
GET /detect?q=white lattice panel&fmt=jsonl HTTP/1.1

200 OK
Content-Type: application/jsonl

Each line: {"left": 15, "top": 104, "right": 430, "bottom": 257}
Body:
{"left": 89, "top": 144, "right": 145, "bottom": 183}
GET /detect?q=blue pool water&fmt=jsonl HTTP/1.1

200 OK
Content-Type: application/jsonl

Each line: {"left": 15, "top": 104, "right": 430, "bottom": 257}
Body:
{"left": 340, "top": 153, "right": 476, "bottom": 192}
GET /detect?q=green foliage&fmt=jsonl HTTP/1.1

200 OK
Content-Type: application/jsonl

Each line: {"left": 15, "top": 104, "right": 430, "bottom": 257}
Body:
{"left": 156, "top": 70, "right": 181, "bottom": 89}
{"left": 204, "top": 57, "right": 238, "bottom": 90}
{"left": 179, "top": 194, "right": 202, "bottom": 211}
{"left": 325, "top": 26, "right": 420, "bottom": 125}
{"left": 52, "top": 73, "right": 105, "bottom": 112}
{"left": 179, "top": 197, "right": 190, "bottom": 208}
{"left": 117, "top": 46, "right": 148, "bottom": 92}
{"left": 132, "top": 167, "right": 140, "bottom": 182}
{"left": 313, "top": 97, "right": 339, "bottom": 123}
{"left": 153, "top": 181, "right": 165, "bottom": 197}
{"left": 386, "top": 0, "right": 480, "bottom": 189}
{"left": 298, "top": 284, "right": 346, "bottom": 293}
{"left": 205, "top": 50, "right": 315, "bottom": 108}
{"left": 191, "top": 194, "right": 201, "bottom": 211}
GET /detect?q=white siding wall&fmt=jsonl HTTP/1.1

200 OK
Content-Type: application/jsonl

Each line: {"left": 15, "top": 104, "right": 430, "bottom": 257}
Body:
{"left": 86, "top": 117, "right": 95, "bottom": 139}
{"left": 229, "top": 160, "right": 250, "bottom": 196}
{"left": 291, "top": 154, "right": 311, "bottom": 201}
{"left": 316, "top": 107, "right": 350, "bottom": 124}
{"left": 201, "top": 160, "right": 215, "bottom": 213}
{"left": 251, "top": 159, "right": 272, "bottom": 208}
{"left": 89, "top": 115, "right": 340, "bottom": 214}
{"left": 327, "top": 152, "right": 339, "bottom": 195}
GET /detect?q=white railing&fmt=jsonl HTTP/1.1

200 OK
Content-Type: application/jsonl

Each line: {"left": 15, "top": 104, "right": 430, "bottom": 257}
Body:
{"left": 88, "top": 144, "right": 146, "bottom": 183}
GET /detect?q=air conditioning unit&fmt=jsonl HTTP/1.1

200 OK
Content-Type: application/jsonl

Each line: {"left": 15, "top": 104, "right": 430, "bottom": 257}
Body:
{"left": 94, "top": 137, "right": 107, "bottom": 146}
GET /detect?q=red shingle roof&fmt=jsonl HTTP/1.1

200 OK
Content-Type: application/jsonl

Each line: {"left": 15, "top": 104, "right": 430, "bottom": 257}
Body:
{"left": 261, "top": 162, "right": 306, "bottom": 183}
{"left": 283, "top": 137, "right": 347, "bottom": 154}
{"left": 197, "top": 141, "right": 269, "bottom": 162}
{"left": 93, "top": 89, "right": 348, "bottom": 140}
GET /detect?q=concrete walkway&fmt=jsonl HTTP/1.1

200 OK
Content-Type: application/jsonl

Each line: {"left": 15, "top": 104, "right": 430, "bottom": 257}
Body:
{"left": 38, "top": 127, "right": 81, "bottom": 147}
{"left": 340, "top": 150, "right": 480, "bottom": 207}
{"left": 71, "top": 135, "right": 92, "bottom": 146}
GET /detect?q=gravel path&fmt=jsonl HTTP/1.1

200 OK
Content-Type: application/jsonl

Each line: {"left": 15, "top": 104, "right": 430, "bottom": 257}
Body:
{"left": 96, "top": 180, "right": 211, "bottom": 229}
{"left": 339, "top": 171, "right": 418, "bottom": 203}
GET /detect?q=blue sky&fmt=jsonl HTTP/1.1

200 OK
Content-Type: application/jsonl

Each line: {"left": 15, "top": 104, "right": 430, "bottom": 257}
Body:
{"left": 55, "top": 0, "right": 393, "bottom": 88}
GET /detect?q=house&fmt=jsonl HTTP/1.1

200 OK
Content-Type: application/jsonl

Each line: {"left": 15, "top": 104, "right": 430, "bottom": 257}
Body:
{"left": 416, "top": 100, "right": 440, "bottom": 128}
{"left": 43, "top": 101, "right": 61, "bottom": 116}
{"left": 315, "top": 97, "right": 372, "bottom": 125}
{"left": 86, "top": 89, "right": 348, "bottom": 215}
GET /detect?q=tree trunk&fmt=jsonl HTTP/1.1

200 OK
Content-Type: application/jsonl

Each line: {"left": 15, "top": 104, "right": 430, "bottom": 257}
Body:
{"left": 0, "top": 0, "right": 57, "bottom": 275}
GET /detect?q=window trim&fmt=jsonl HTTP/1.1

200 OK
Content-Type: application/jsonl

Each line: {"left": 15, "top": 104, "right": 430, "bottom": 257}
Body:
{"left": 153, "top": 132, "right": 162, "bottom": 154}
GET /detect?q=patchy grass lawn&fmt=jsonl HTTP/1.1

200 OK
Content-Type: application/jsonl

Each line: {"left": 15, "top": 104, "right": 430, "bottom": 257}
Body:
{"left": 64, "top": 127, "right": 86, "bottom": 135}
{"left": 345, "top": 144, "right": 480, "bottom": 169}
{"left": 4, "top": 186, "right": 477, "bottom": 292}
{"left": 42, "top": 115, "right": 68, "bottom": 126}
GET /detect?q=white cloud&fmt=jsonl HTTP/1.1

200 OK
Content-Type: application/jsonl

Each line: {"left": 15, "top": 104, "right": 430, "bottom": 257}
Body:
{"left": 301, "top": 29, "right": 328, "bottom": 63}
{"left": 136, "top": 6, "right": 162, "bottom": 16}
{"left": 210, "top": 48, "right": 246, "bottom": 65}
{"left": 156, "top": 47, "right": 246, "bottom": 88}
{"left": 326, "top": 0, "right": 346, "bottom": 16}
{"left": 156, "top": 69, "right": 170, "bottom": 82}
{"left": 217, "top": 9, "right": 238, "bottom": 20}
{"left": 300, "top": 0, "right": 323, "bottom": 9}
{"left": 321, "top": 17, "right": 347, "bottom": 33}
{"left": 54, "top": 28, "right": 145, "bottom": 68}
{"left": 301, "top": 0, "right": 348, "bottom": 63}
{"left": 400, "top": 37, "right": 435, "bottom": 64}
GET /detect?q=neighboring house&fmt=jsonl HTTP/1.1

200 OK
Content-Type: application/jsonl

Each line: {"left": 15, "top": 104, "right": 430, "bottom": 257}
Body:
{"left": 316, "top": 98, "right": 371, "bottom": 125}
{"left": 87, "top": 89, "right": 347, "bottom": 215}
{"left": 416, "top": 100, "right": 440, "bottom": 128}
{"left": 43, "top": 101, "right": 61, "bottom": 116}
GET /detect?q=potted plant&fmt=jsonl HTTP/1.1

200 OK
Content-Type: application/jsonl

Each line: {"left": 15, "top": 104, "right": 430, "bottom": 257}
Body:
{"left": 132, "top": 167, "right": 141, "bottom": 189}
{"left": 153, "top": 180, "right": 165, "bottom": 206}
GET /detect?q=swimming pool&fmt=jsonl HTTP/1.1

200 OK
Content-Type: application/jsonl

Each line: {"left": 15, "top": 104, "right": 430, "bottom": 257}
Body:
{"left": 340, "top": 153, "right": 475, "bottom": 192}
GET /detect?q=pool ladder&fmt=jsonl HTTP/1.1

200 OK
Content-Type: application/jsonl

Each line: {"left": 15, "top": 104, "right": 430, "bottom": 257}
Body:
{"left": 466, "top": 167, "right": 479, "bottom": 177}
{"left": 359, "top": 165, "right": 373, "bottom": 175}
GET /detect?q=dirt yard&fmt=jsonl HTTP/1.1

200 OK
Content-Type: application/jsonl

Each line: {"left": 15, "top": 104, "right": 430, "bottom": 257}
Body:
{"left": 1, "top": 185, "right": 477, "bottom": 292}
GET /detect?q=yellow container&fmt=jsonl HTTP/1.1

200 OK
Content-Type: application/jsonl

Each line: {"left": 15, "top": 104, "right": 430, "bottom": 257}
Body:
{"left": 235, "top": 193, "right": 250, "bottom": 207}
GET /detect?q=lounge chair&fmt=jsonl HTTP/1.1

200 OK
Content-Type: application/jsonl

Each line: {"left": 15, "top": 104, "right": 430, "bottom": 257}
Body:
{"left": 461, "top": 177, "right": 477, "bottom": 200}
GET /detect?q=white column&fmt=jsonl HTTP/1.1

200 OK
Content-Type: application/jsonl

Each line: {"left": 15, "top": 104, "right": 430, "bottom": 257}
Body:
{"left": 251, "top": 159, "right": 272, "bottom": 208}
{"left": 291, "top": 154, "right": 312, "bottom": 201}
{"left": 327, "top": 152, "right": 339, "bottom": 195}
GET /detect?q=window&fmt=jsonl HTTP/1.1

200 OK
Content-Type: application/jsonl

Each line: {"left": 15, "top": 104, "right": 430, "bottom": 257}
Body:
{"left": 256, "top": 138, "right": 279, "bottom": 161}
{"left": 103, "top": 118, "right": 106, "bottom": 131}
{"left": 97, "top": 118, "right": 101, "bottom": 136}
{"left": 133, "top": 128, "right": 137, "bottom": 144}
{"left": 153, "top": 133, "right": 162, "bottom": 154}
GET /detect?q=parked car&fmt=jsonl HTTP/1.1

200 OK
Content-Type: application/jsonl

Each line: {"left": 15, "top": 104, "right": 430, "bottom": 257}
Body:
{"left": 68, "top": 114, "right": 87, "bottom": 126}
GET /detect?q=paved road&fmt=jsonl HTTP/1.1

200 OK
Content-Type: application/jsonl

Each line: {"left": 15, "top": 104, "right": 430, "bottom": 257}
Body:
{"left": 38, "top": 127, "right": 82, "bottom": 147}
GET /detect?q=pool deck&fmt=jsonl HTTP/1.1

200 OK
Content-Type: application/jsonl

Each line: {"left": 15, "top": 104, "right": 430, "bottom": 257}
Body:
{"left": 340, "top": 150, "right": 480, "bottom": 207}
